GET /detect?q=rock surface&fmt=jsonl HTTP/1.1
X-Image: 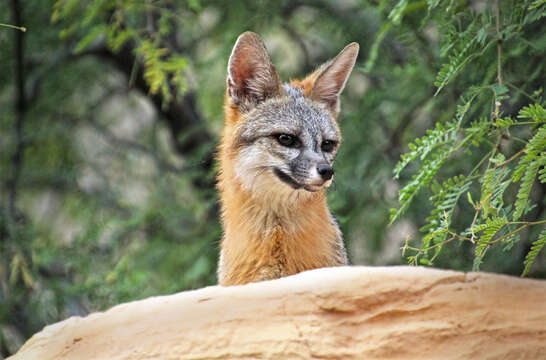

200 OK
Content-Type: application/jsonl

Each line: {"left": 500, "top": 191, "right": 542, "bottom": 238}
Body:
{"left": 10, "top": 266, "right": 546, "bottom": 359}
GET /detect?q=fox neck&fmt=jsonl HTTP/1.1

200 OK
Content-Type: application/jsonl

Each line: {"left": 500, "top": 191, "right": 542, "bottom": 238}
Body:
{"left": 217, "top": 136, "right": 342, "bottom": 285}
{"left": 221, "top": 173, "right": 330, "bottom": 235}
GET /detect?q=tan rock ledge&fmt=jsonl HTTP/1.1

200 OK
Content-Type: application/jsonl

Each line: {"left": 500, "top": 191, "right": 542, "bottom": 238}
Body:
{"left": 9, "top": 266, "right": 546, "bottom": 359}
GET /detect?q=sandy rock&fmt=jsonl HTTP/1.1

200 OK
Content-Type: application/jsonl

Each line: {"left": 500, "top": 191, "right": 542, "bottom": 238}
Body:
{"left": 10, "top": 266, "right": 546, "bottom": 359}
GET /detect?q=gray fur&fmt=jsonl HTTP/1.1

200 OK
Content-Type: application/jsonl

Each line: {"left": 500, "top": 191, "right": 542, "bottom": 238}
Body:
{"left": 226, "top": 32, "right": 357, "bottom": 195}
{"left": 218, "top": 33, "right": 357, "bottom": 285}
{"left": 234, "top": 84, "right": 340, "bottom": 190}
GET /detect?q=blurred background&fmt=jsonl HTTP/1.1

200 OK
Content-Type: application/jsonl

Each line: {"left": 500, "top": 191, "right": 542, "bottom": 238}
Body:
{"left": 1, "top": 0, "right": 545, "bottom": 355}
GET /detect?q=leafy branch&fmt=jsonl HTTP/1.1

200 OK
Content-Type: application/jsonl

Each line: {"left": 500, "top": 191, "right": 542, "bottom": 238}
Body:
{"left": 391, "top": 0, "right": 546, "bottom": 275}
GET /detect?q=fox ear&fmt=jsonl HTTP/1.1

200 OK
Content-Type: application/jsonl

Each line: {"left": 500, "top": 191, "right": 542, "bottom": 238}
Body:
{"left": 227, "top": 32, "right": 282, "bottom": 112}
{"left": 310, "top": 43, "right": 359, "bottom": 114}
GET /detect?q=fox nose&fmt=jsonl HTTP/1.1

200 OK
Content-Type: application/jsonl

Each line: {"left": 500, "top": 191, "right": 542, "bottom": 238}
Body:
{"left": 317, "top": 164, "right": 334, "bottom": 181}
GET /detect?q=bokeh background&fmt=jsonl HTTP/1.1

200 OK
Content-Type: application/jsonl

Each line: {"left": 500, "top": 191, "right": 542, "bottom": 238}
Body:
{"left": 1, "top": 0, "right": 545, "bottom": 355}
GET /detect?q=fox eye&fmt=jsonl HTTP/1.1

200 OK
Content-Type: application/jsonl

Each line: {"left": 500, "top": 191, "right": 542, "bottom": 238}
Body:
{"left": 321, "top": 140, "right": 337, "bottom": 152}
{"left": 276, "top": 134, "right": 300, "bottom": 148}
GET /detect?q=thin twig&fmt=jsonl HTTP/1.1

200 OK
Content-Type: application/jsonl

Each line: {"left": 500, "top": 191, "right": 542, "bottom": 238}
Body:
{"left": 494, "top": 0, "right": 503, "bottom": 120}
{"left": 0, "top": 22, "right": 26, "bottom": 31}
{"left": 493, "top": 147, "right": 526, "bottom": 168}
{"left": 469, "top": 207, "right": 480, "bottom": 243}
{"left": 487, "top": 220, "right": 541, "bottom": 246}
{"left": 403, "top": 219, "right": 546, "bottom": 255}
{"left": 495, "top": 0, "right": 503, "bottom": 87}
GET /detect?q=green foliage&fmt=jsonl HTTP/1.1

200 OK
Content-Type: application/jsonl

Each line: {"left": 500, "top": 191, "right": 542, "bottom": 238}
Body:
{"left": 473, "top": 216, "right": 508, "bottom": 271}
{"left": 421, "top": 175, "right": 472, "bottom": 248}
{"left": 137, "top": 40, "right": 188, "bottom": 104}
{"left": 518, "top": 103, "right": 546, "bottom": 123}
{"left": 479, "top": 164, "right": 511, "bottom": 218}
{"left": 393, "top": 120, "right": 458, "bottom": 180}
{"left": 513, "top": 157, "right": 540, "bottom": 221}
{"left": 53, "top": 0, "right": 191, "bottom": 106}
{"left": 390, "top": 96, "right": 477, "bottom": 223}
{"left": 434, "top": 27, "right": 486, "bottom": 96}
{"left": 391, "top": 151, "right": 449, "bottom": 222}
{"left": 390, "top": 0, "right": 546, "bottom": 275}
{"left": 523, "top": 229, "right": 546, "bottom": 276}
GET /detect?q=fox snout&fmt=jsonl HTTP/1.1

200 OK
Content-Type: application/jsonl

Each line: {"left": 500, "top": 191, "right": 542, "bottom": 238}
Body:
{"left": 235, "top": 135, "right": 337, "bottom": 195}
{"left": 317, "top": 164, "right": 334, "bottom": 180}
{"left": 273, "top": 164, "right": 333, "bottom": 192}
{"left": 275, "top": 149, "right": 335, "bottom": 192}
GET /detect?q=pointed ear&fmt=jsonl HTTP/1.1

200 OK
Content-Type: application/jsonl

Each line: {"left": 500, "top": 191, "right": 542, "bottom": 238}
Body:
{"left": 227, "top": 32, "right": 282, "bottom": 112}
{"left": 310, "top": 43, "right": 359, "bottom": 114}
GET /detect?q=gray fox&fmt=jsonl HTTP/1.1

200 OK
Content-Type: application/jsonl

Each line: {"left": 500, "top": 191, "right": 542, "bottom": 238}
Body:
{"left": 217, "top": 32, "right": 359, "bottom": 286}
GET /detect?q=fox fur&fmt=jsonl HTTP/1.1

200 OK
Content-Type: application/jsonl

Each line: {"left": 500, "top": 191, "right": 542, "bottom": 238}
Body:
{"left": 217, "top": 32, "right": 359, "bottom": 286}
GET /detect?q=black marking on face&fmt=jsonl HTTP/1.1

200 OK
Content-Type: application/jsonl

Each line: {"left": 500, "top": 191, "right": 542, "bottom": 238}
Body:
{"left": 321, "top": 140, "right": 337, "bottom": 153}
{"left": 238, "top": 86, "right": 339, "bottom": 145}
{"left": 275, "top": 134, "right": 301, "bottom": 148}
{"left": 273, "top": 168, "right": 302, "bottom": 189}
{"left": 236, "top": 83, "right": 341, "bottom": 189}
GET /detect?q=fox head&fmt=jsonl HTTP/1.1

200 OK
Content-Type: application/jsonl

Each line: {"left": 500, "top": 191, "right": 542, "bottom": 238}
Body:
{"left": 222, "top": 32, "right": 359, "bottom": 199}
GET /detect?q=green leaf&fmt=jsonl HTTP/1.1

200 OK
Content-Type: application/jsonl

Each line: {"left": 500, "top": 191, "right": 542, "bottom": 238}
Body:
{"left": 394, "top": 95, "right": 475, "bottom": 179}
{"left": 522, "top": 229, "right": 546, "bottom": 276}
{"left": 473, "top": 216, "right": 508, "bottom": 271}
{"left": 434, "top": 36, "right": 477, "bottom": 95}
{"left": 391, "top": 151, "right": 449, "bottom": 224}
{"left": 513, "top": 160, "right": 540, "bottom": 221}
{"left": 518, "top": 104, "right": 546, "bottom": 123}
{"left": 107, "top": 28, "right": 135, "bottom": 52}
{"left": 492, "top": 83, "right": 509, "bottom": 97}
{"left": 513, "top": 125, "right": 546, "bottom": 182}
{"left": 426, "top": 0, "right": 442, "bottom": 10}
{"left": 479, "top": 165, "right": 511, "bottom": 218}
{"left": 73, "top": 25, "right": 107, "bottom": 54}
{"left": 434, "top": 20, "right": 496, "bottom": 96}
{"left": 419, "top": 258, "right": 433, "bottom": 266}
{"left": 421, "top": 175, "right": 472, "bottom": 237}
{"left": 388, "top": 0, "right": 408, "bottom": 25}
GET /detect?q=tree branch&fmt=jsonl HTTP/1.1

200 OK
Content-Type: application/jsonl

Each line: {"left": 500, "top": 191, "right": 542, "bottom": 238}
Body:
{"left": 494, "top": 0, "right": 503, "bottom": 120}
{"left": 7, "top": 0, "right": 26, "bottom": 224}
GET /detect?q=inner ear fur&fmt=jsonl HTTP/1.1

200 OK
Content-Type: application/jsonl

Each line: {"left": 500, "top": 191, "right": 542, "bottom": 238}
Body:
{"left": 304, "top": 43, "right": 360, "bottom": 114}
{"left": 227, "top": 32, "right": 282, "bottom": 112}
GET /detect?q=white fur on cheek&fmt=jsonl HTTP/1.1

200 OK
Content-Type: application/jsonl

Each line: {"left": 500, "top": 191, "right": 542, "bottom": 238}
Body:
{"left": 234, "top": 145, "right": 312, "bottom": 204}
{"left": 234, "top": 146, "right": 278, "bottom": 191}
